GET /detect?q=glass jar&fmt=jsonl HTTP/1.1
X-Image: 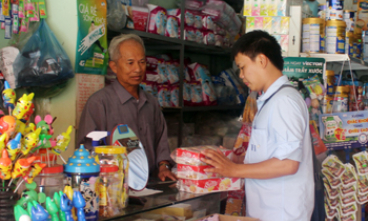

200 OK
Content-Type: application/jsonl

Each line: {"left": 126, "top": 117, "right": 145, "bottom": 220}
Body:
{"left": 33, "top": 164, "right": 64, "bottom": 198}
{"left": 99, "top": 165, "right": 121, "bottom": 218}
{"left": 94, "top": 146, "right": 129, "bottom": 209}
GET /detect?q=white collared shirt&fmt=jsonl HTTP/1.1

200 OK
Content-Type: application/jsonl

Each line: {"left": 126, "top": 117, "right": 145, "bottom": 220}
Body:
{"left": 245, "top": 75, "right": 315, "bottom": 221}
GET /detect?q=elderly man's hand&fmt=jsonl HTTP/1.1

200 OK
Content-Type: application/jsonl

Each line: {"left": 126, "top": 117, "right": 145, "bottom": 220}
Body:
{"left": 201, "top": 148, "right": 238, "bottom": 177}
{"left": 158, "top": 165, "right": 177, "bottom": 181}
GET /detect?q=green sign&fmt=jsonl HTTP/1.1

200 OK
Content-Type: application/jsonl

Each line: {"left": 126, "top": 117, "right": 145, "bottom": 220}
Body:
{"left": 75, "top": 0, "right": 108, "bottom": 75}
{"left": 283, "top": 57, "right": 325, "bottom": 79}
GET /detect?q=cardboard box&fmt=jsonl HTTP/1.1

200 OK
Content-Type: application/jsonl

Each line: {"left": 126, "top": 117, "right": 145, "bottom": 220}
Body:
{"left": 196, "top": 214, "right": 259, "bottom": 221}
{"left": 178, "top": 178, "right": 243, "bottom": 193}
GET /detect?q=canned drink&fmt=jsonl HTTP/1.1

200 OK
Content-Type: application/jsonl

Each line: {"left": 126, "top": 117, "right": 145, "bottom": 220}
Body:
{"left": 327, "top": 0, "right": 344, "bottom": 20}
{"left": 326, "top": 19, "right": 347, "bottom": 54}
{"left": 302, "top": 18, "right": 325, "bottom": 53}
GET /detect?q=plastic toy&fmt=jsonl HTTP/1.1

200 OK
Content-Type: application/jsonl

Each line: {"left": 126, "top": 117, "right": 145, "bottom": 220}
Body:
{"left": 14, "top": 204, "right": 31, "bottom": 221}
{"left": 60, "top": 194, "right": 74, "bottom": 221}
{"left": 7, "top": 132, "right": 22, "bottom": 160}
{"left": 21, "top": 128, "right": 41, "bottom": 155}
{"left": 12, "top": 156, "right": 36, "bottom": 179}
{"left": 53, "top": 192, "right": 66, "bottom": 221}
{"left": 17, "top": 182, "right": 46, "bottom": 208}
{"left": 73, "top": 191, "right": 86, "bottom": 221}
{"left": 27, "top": 202, "right": 34, "bottom": 217}
{"left": 23, "top": 163, "right": 46, "bottom": 184}
{"left": 12, "top": 93, "right": 34, "bottom": 121}
{"left": 0, "top": 133, "right": 7, "bottom": 153}
{"left": 0, "top": 115, "right": 17, "bottom": 139}
{"left": 2, "top": 81, "right": 16, "bottom": 110}
{"left": 52, "top": 125, "right": 73, "bottom": 155}
{"left": 35, "top": 115, "right": 54, "bottom": 135}
{"left": 63, "top": 186, "right": 77, "bottom": 220}
{"left": 37, "top": 133, "right": 55, "bottom": 150}
{"left": 31, "top": 202, "right": 49, "bottom": 221}
{"left": 0, "top": 149, "right": 12, "bottom": 179}
{"left": 45, "top": 197, "right": 60, "bottom": 221}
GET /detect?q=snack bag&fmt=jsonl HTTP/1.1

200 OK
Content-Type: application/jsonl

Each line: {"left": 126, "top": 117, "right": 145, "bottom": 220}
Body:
{"left": 357, "top": 174, "right": 368, "bottom": 195}
{"left": 322, "top": 168, "right": 342, "bottom": 188}
{"left": 339, "top": 191, "right": 357, "bottom": 207}
{"left": 323, "top": 178, "right": 339, "bottom": 199}
{"left": 303, "top": 75, "right": 325, "bottom": 100}
{"left": 357, "top": 190, "right": 368, "bottom": 204}
{"left": 177, "top": 164, "right": 223, "bottom": 180}
{"left": 340, "top": 184, "right": 357, "bottom": 198}
{"left": 325, "top": 193, "right": 339, "bottom": 209}
{"left": 173, "top": 145, "right": 233, "bottom": 165}
{"left": 341, "top": 163, "right": 358, "bottom": 188}
{"left": 170, "top": 85, "right": 179, "bottom": 107}
{"left": 324, "top": 199, "right": 337, "bottom": 220}
{"left": 178, "top": 178, "right": 243, "bottom": 193}
{"left": 165, "top": 15, "right": 180, "bottom": 38}
{"left": 353, "top": 151, "right": 368, "bottom": 175}
{"left": 147, "top": 4, "right": 167, "bottom": 35}
{"left": 338, "top": 202, "right": 358, "bottom": 216}
{"left": 322, "top": 155, "right": 346, "bottom": 178}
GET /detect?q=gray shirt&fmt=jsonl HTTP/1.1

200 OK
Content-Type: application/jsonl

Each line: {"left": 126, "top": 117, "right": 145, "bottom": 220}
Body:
{"left": 77, "top": 80, "right": 173, "bottom": 173}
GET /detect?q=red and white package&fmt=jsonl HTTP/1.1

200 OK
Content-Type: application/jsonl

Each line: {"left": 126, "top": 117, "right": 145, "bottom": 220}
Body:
{"left": 157, "top": 59, "right": 168, "bottom": 83}
{"left": 178, "top": 178, "right": 243, "bottom": 193}
{"left": 157, "top": 84, "right": 169, "bottom": 107}
{"left": 215, "top": 35, "right": 223, "bottom": 47}
{"left": 170, "top": 84, "right": 179, "bottom": 107}
{"left": 203, "top": 31, "right": 215, "bottom": 45}
{"left": 131, "top": 6, "right": 149, "bottom": 31}
{"left": 165, "top": 15, "right": 180, "bottom": 38}
{"left": 146, "top": 56, "right": 159, "bottom": 71}
{"left": 147, "top": 4, "right": 167, "bottom": 35}
{"left": 185, "top": 10, "right": 195, "bottom": 27}
{"left": 177, "top": 164, "right": 222, "bottom": 180}
{"left": 191, "top": 82, "right": 203, "bottom": 106}
{"left": 184, "top": 27, "right": 196, "bottom": 41}
{"left": 193, "top": 12, "right": 203, "bottom": 29}
{"left": 166, "top": 61, "right": 179, "bottom": 84}
{"left": 214, "top": 24, "right": 226, "bottom": 35}
{"left": 195, "top": 29, "right": 204, "bottom": 44}
{"left": 202, "top": 15, "right": 215, "bottom": 31}
{"left": 183, "top": 81, "right": 192, "bottom": 106}
{"left": 174, "top": 145, "right": 232, "bottom": 165}
{"left": 145, "top": 70, "right": 160, "bottom": 82}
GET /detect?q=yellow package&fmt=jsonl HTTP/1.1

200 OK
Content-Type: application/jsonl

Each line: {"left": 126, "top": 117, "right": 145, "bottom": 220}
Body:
{"left": 268, "top": 0, "right": 277, "bottom": 16}
{"left": 281, "top": 17, "right": 290, "bottom": 34}
{"left": 243, "top": 0, "right": 252, "bottom": 16}
{"left": 263, "top": 17, "right": 273, "bottom": 33}
{"left": 260, "top": 0, "right": 269, "bottom": 16}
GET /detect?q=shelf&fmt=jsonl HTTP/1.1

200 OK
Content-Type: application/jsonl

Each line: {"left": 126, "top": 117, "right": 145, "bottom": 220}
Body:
{"left": 161, "top": 105, "right": 244, "bottom": 112}
{"left": 108, "top": 29, "right": 231, "bottom": 55}
{"left": 299, "top": 53, "right": 368, "bottom": 70}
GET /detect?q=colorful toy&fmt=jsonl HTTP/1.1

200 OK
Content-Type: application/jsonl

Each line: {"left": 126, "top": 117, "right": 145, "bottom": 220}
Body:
{"left": 12, "top": 93, "right": 34, "bottom": 121}
{"left": 2, "top": 81, "right": 16, "bottom": 110}
{"left": 45, "top": 197, "right": 60, "bottom": 221}
{"left": 31, "top": 202, "right": 49, "bottom": 221}
{"left": 35, "top": 115, "right": 54, "bottom": 135}
{"left": 52, "top": 125, "right": 73, "bottom": 155}
{"left": 0, "top": 115, "right": 17, "bottom": 140}
{"left": 27, "top": 202, "right": 34, "bottom": 217}
{"left": 63, "top": 186, "right": 77, "bottom": 221}
{"left": 16, "top": 182, "right": 46, "bottom": 208}
{"left": 7, "top": 132, "right": 22, "bottom": 160}
{"left": 0, "top": 149, "right": 12, "bottom": 179}
{"left": 53, "top": 192, "right": 66, "bottom": 221}
{"left": 23, "top": 163, "right": 46, "bottom": 184}
{"left": 73, "top": 191, "right": 86, "bottom": 221}
{"left": 60, "top": 194, "right": 74, "bottom": 221}
{"left": 21, "top": 128, "right": 41, "bottom": 155}
{"left": 12, "top": 156, "right": 36, "bottom": 179}
{"left": 0, "top": 133, "right": 8, "bottom": 154}
{"left": 14, "top": 204, "right": 31, "bottom": 221}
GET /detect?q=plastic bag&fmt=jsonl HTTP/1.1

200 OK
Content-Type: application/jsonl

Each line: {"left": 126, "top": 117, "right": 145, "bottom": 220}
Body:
{"left": 106, "top": 0, "right": 127, "bottom": 31}
{"left": 13, "top": 19, "right": 74, "bottom": 88}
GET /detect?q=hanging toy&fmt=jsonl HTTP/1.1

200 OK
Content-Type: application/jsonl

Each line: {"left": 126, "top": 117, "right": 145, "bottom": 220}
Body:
{"left": 73, "top": 191, "right": 86, "bottom": 221}
{"left": 53, "top": 192, "right": 66, "bottom": 221}
{"left": 21, "top": 128, "right": 41, "bottom": 155}
{"left": 31, "top": 202, "right": 49, "bottom": 221}
{"left": 7, "top": 132, "right": 22, "bottom": 160}
{"left": 22, "top": 163, "right": 46, "bottom": 184}
{"left": 0, "top": 115, "right": 17, "bottom": 140}
{"left": 12, "top": 93, "right": 34, "bottom": 121}
{"left": 60, "top": 194, "right": 74, "bottom": 221}
{"left": 2, "top": 81, "right": 16, "bottom": 111}
{"left": 14, "top": 204, "right": 31, "bottom": 221}
{"left": 52, "top": 125, "right": 72, "bottom": 155}
{"left": 12, "top": 156, "right": 36, "bottom": 179}
{"left": 0, "top": 149, "right": 12, "bottom": 179}
{"left": 45, "top": 197, "right": 60, "bottom": 221}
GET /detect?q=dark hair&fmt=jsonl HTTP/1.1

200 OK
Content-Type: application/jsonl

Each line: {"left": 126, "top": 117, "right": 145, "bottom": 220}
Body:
{"left": 91, "top": 21, "right": 95, "bottom": 24}
{"left": 231, "top": 30, "right": 284, "bottom": 71}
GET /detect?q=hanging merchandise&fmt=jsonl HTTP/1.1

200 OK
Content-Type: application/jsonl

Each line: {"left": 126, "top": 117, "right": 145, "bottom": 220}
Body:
{"left": 12, "top": 19, "right": 74, "bottom": 94}
{"left": 75, "top": 0, "right": 108, "bottom": 75}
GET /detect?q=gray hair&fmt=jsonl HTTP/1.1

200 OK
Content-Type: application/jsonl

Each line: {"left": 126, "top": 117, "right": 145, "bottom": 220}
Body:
{"left": 108, "top": 34, "right": 145, "bottom": 61}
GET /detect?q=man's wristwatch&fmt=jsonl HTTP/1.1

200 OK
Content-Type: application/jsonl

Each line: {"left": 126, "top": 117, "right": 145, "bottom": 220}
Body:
{"left": 159, "top": 162, "right": 171, "bottom": 170}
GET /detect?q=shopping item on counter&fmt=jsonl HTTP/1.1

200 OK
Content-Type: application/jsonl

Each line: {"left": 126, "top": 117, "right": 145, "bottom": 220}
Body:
{"left": 322, "top": 155, "right": 346, "bottom": 178}
{"left": 13, "top": 19, "right": 73, "bottom": 88}
{"left": 172, "top": 146, "right": 232, "bottom": 166}
{"left": 322, "top": 168, "right": 342, "bottom": 189}
{"left": 147, "top": 4, "right": 167, "bottom": 35}
{"left": 177, "top": 164, "right": 223, "bottom": 180}
{"left": 178, "top": 177, "right": 243, "bottom": 193}
{"left": 352, "top": 151, "right": 368, "bottom": 175}
{"left": 165, "top": 15, "right": 180, "bottom": 38}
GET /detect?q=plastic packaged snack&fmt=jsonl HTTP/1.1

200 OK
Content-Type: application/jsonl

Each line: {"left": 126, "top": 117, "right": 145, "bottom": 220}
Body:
{"left": 277, "top": 0, "right": 287, "bottom": 16}
{"left": 339, "top": 203, "right": 358, "bottom": 216}
{"left": 340, "top": 185, "right": 357, "bottom": 197}
{"left": 165, "top": 15, "right": 180, "bottom": 38}
{"left": 263, "top": 17, "right": 272, "bottom": 33}
{"left": 260, "top": 0, "right": 269, "bottom": 16}
{"left": 272, "top": 17, "right": 281, "bottom": 34}
{"left": 357, "top": 191, "right": 368, "bottom": 204}
{"left": 177, "top": 164, "right": 222, "bottom": 180}
{"left": 322, "top": 168, "right": 342, "bottom": 189}
{"left": 340, "top": 192, "right": 357, "bottom": 207}
{"left": 173, "top": 145, "right": 232, "bottom": 166}
{"left": 357, "top": 174, "right": 368, "bottom": 195}
{"left": 325, "top": 199, "right": 337, "bottom": 220}
{"left": 147, "top": 4, "right": 167, "bottom": 35}
{"left": 353, "top": 151, "right": 368, "bottom": 175}
{"left": 184, "top": 27, "right": 196, "bottom": 41}
{"left": 322, "top": 155, "right": 346, "bottom": 178}
{"left": 170, "top": 85, "right": 179, "bottom": 107}
{"left": 203, "top": 31, "right": 215, "bottom": 45}
{"left": 323, "top": 178, "right": 339, "bottom": 199}
{"left": 254, "top": 17, "right": 263, "bottom": 30}
{"left": 268, "top": 0, "right": 277, "bottom": 16}
{"left": 178, "top": 178, "right": 242, "bottom": 193}
{"left": 303, "top": 75, "right": 325, "bottom": 100}
{"left": 325, "top": 193, "right": 339, "bottom": 209}
{"left": 252, "top": 0, "right": 260, "bottom": 16}
{"left": 341, "top": 163, "right": 357, "bottom": 188}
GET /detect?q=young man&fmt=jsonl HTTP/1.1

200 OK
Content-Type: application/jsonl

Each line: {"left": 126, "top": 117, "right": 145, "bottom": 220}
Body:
{"left": 201, "top": 31, "right": 315, "bottom": 221}
{"left": 78, "top": 34, "right": 176, "bottom": 181}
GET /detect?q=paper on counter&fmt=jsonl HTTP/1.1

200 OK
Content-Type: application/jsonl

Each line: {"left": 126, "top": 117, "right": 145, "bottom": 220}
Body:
{"left": 129, "top": 188, "right": 163, "bottom": 197}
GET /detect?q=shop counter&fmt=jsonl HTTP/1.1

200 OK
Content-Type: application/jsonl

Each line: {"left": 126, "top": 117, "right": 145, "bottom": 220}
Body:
{"left": 100, "top": 181, "right": 227, "bottom": 221}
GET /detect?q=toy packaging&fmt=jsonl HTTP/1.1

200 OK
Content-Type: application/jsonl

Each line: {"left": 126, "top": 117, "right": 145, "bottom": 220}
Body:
{"left": 147, "top": 4, "right": 167, "bottom": 35}
{"left": 178, "top": 178, "right": 243, "bottom": 193}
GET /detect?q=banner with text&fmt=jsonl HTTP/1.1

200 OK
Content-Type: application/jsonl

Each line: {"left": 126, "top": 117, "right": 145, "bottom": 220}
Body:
{"left": 283, "top": 57, "right": 325, "bottom": 79}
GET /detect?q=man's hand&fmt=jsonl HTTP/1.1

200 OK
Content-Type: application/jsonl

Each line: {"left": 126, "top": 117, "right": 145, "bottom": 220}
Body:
{"left": 200, "top": 148, "right": 239, "bottom": 177}
{"left": 158, "top": 164, "right": 177, "bottom": 181}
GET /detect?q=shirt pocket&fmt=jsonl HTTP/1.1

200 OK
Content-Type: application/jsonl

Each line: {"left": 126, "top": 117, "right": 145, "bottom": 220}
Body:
{"left": 246, "top": 128, "right": 268, "bottom": 164}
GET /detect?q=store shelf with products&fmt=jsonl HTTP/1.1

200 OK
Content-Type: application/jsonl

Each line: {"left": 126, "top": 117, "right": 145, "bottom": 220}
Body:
{"left": 300, "top": 53, "right": 368, "bottom": 70}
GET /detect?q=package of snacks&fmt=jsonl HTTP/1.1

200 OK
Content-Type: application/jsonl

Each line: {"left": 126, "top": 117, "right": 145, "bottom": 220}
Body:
{"left": 338, "top": 203, "right": 358, "bottom": 217}
{"left": 322, "top": 155, "right": 346, "bottom": 178}
{"left": 353, "top": 151, "right": 368, "bottom": 175}
{"left": 357, "top": 174, "right": 368, "bottom": 195}
{"left": 339, "top": 192, "right": 357, "bottom": 207}
{"left": 326, "top": 194, "right": 339, "bottom": 209}
{"left": 173, "top": 145, "right": 232, "bottom": 166}
{"left": 178, "top": 177, "right": 242, "bottom": 193}
{"left": 340, "top": 185, "right": 356, "bottom": 198}
{"left": 325, "top": 199, "right": 337, "bottom": 220}
{"left": 357, "top": 191, "right": 368, "bottom": 204}
{"left": 323, "top": 178, "right": 339, "bottom": 199}
{"left": 322, "top": 168, "right": 342, "bottom": 189}
{"left": 341, "top": 163, "right": 358, "bottom": 188}
{"left": 177, "top": 164, "right": 222, "bottom": 180}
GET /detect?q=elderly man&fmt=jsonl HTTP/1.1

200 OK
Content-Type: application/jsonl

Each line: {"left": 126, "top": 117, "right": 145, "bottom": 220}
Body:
{"left": 78, "top": 34, "right": 176, "bottom": 181}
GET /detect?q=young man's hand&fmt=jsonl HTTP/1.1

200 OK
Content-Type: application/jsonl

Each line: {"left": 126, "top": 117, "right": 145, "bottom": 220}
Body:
{"left": 158, "top": 163, "right": 177, "bottom": 181}
{"left": 201, "top": 148, "right": 239, "bottom": 177}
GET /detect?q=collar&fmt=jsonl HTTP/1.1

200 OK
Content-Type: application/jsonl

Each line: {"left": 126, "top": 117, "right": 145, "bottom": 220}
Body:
{"left": 112, "top": 80, "right": 147, "bottom": 105}
{"left": 257, "top": 75, "right": 289, "bottom": 102}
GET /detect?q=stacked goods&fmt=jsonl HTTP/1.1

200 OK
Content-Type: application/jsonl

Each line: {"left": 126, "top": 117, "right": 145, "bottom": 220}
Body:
{"left": 173, "top": 146, "right": 243, "bottom": 193}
